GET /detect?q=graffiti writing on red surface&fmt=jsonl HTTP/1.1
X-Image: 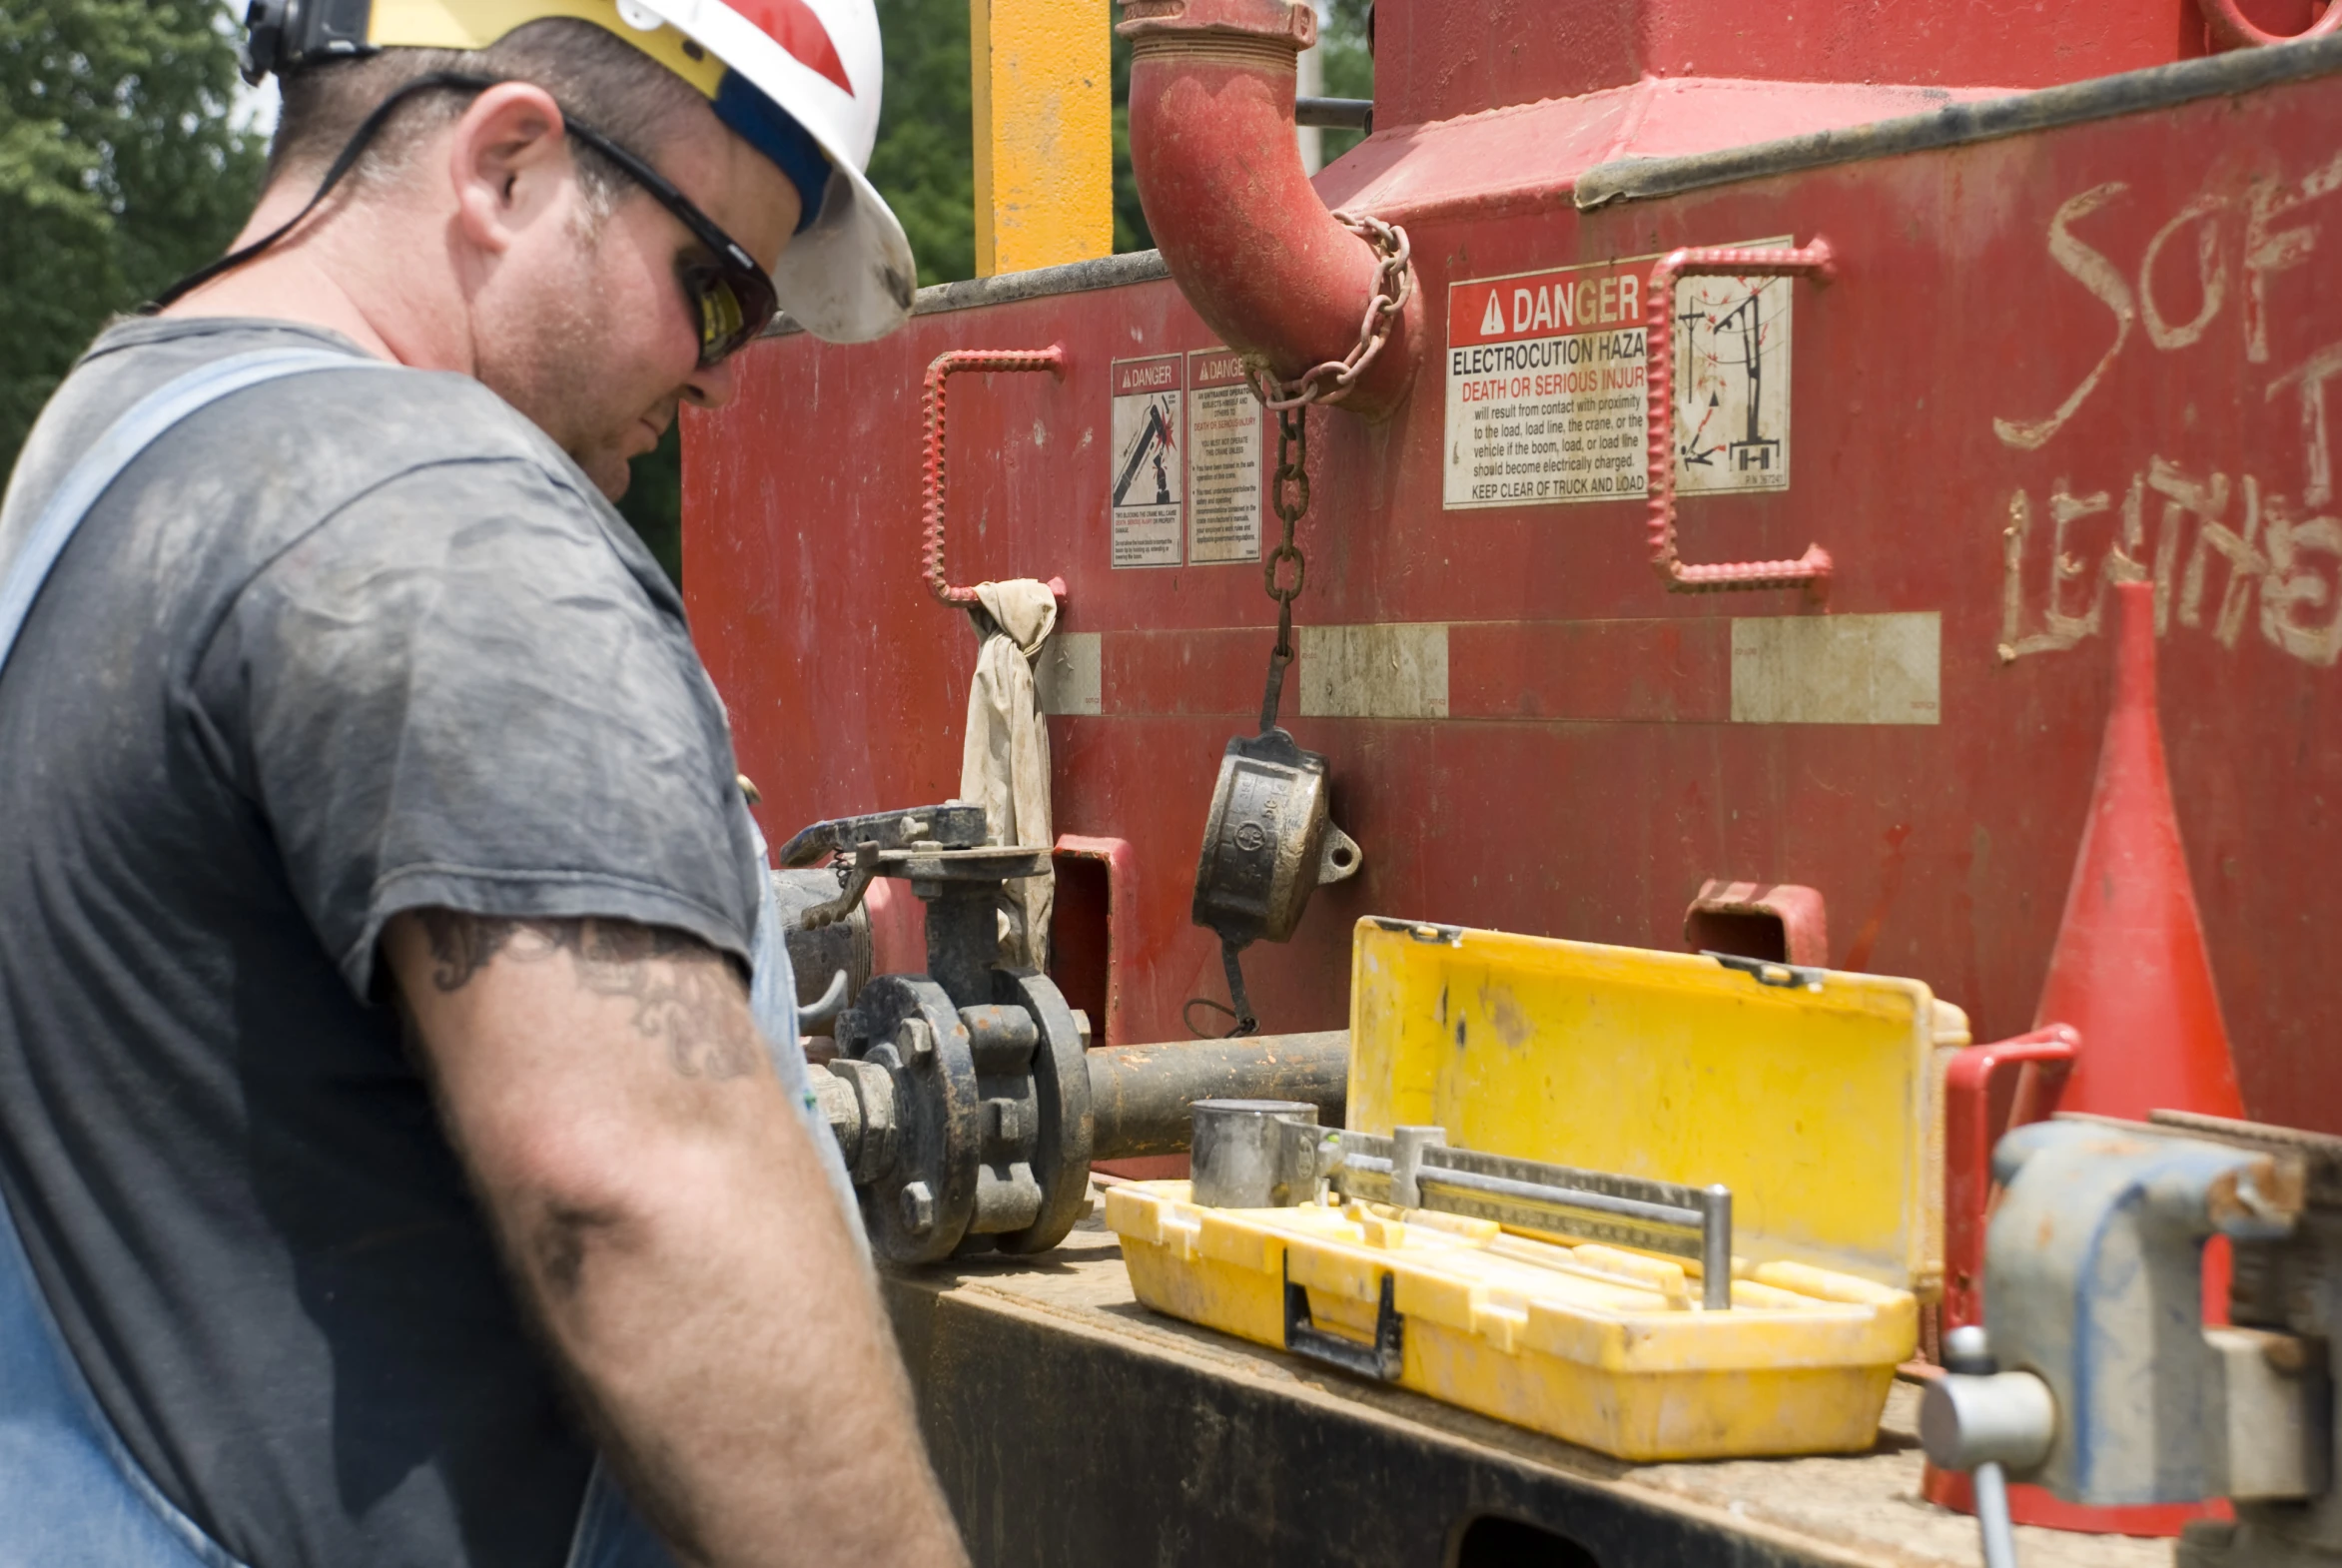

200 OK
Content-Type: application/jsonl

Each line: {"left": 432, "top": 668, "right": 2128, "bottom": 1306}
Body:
{"left": 1998, "top": 460, "right": 2342, "bottom": 666}
{"left": 1994, "top": 148, "right": 2342, "bottom": 667}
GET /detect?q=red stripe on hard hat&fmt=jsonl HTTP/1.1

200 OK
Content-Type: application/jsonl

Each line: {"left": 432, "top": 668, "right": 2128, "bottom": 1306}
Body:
{"left": 732, "top": 0, "right": 854, "bottom": 95}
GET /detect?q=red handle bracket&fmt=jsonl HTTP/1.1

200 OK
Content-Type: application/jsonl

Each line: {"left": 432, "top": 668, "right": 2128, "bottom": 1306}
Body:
{"left": 1942, "top": 1024, "right": 2080, "bottom": 1330}
{"left": 921, "top": 347, "right": 1068, "bottom": 606}
{"left": 1644, "top": 241, "right": 1836, "bottom": 598}
{"left": 2198, "top": 0, "right": 2341, "bottom": 49}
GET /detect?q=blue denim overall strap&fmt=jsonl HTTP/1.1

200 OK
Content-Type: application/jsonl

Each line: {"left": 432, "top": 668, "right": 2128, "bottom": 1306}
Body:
{"left": 748, "top": 824, "right": 874, "bottom": 1256}
{"left": 552, "top": 838, "right": 871, "bottom": 1568}
{"left": 0, "top": 348, "right": 392, "bottom": 1568}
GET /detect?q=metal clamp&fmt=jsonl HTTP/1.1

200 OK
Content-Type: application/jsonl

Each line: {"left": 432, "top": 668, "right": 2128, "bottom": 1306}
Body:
{"left": 1283, "top": 1254, "right": 1404, "bottom": 1381}
{"left": 1644, "top": 240, "right": 1836, "bottom": 598}
{"left": 921, "top": 347, "right": 1068, "bottom": 605}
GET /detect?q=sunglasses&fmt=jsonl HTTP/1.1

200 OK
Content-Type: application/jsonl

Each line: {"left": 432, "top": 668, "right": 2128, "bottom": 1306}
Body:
{"left": 150, "top": 70, "right": 781, "bottom": 368}
{"left": 556, "top": 114, "right": 780, "bottom": 368}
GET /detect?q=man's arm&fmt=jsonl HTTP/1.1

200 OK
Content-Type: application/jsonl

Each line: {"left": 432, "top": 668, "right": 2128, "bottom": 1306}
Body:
{"left": 384, "top": 910, "right": 967, "bottom": 1568}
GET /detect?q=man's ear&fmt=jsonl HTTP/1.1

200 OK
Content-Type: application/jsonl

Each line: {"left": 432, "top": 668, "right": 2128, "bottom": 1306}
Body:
{"left": 448, "top": 82, "right": 574, "bottom": 258}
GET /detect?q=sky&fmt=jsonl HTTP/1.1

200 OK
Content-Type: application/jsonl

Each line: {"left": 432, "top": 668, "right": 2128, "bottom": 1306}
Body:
{"left": 232, "top": 73, "right": 281, "bottom": 137}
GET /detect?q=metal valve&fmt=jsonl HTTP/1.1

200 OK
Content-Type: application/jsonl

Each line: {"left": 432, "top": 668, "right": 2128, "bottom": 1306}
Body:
{"left": 780, "top": 803, "right": 1087, "bottom": 1262}
{"left": 785, "top": 802, "right": 1353, "bottom": 1265}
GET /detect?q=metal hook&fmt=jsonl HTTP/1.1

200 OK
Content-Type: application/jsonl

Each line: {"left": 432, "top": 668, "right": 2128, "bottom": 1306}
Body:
{"left": 799, "top": 969, "right": 849, "bottom": 1028}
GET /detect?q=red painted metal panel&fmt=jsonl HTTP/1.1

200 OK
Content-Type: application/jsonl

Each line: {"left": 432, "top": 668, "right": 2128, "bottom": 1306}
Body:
{"left": 1365, "top": 0, "right": 2329, "bottom": 123}
{"left": 688, "top": 64, "right": 2342, "bottom": 1130}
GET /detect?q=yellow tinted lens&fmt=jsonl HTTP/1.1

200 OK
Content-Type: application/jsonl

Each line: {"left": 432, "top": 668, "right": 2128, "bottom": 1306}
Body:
{"left": 699, "top": 276, "right": 745, "bottom": 357}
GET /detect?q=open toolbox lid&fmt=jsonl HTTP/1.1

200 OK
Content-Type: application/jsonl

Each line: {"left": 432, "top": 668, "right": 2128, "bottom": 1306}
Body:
{"left": 1347, "top": 919, "right": 1967, "bottom": 1294}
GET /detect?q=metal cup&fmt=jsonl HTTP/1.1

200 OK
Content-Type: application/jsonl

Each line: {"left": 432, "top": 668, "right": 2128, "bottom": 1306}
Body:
{"left": 1190, "top": 1099, "right": 1321, "bottom": 1207}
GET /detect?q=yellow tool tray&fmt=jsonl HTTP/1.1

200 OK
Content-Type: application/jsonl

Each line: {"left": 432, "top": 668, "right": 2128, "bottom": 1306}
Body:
{"left": 1107, "top": 1183, "right": 1916, "bottom": 1461}
{"left": 1348, "top": 920, "right": 1968, "bottom": 1294}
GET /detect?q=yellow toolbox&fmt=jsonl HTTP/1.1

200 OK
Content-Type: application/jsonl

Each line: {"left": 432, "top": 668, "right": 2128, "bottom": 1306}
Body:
{"left": 1107, "top": 1185, "right": 1917, "bottom": 1461}
{"left": 1348, "top": 919, "right": 1966, "bottom": 1292}
{"left": 1105, "top": 920, "right": 1968, "bottom": 1461}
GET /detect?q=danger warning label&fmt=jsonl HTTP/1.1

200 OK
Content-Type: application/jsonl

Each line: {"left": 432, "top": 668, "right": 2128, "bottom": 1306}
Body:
{"left": 1443, "top": 242, "right": 1793, "bottom": 510}
{"left": 1110, "top": 354, "right": 1183, "bottom": 567}
{"left": 1185, "top": 349, "right": 1263, "bottom": 564}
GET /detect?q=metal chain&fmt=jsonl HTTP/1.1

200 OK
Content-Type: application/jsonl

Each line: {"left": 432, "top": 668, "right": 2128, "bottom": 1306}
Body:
{"left": 1240, "top": 212, "right": 1413, "bottom": 413}
{"left": 1257, "top": 403, "right": 1308, "bottom": 732}
{"left": 1242, "top": 211, "right": 1408, "bottom": 734}
{"left": 1205, "top": 212, "right": 1411, "bottom": 1037}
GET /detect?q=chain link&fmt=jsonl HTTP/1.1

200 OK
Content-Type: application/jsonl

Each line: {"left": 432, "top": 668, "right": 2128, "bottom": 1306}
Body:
{"left": 1242, "top": 210, "right": 1408, "bottom": 734}
{"left": 1256, "top": 404, "right": 1308, "bottom": 733}
{"left": 1241, "top": 212, "right": 1413, "bottom": 413}
{"left": 1204, "top": 216, "right": 1410, "bottom": 1038}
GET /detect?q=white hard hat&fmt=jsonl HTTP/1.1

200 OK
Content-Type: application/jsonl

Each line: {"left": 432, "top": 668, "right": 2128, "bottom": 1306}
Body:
{"left": 602, "top": 0, "right": 916, "bottom": 342}
{"left": 248, "top": 0, "right": 916, "bottom": 342}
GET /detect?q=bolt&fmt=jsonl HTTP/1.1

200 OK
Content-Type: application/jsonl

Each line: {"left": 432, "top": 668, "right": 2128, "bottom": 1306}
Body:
{"left": 989, "top": 1098, "right": 1023, "bottom": 1145}
{"left": 896, "top": 1018, "right": 935, "bottom": 1066}
{"left": 900, "top": 1181, "right": 936, "bottom": 1235}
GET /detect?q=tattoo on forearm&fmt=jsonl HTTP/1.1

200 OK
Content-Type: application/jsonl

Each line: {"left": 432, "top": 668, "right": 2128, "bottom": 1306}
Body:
{"left": 413, "top": 911, "right": 763, "bottom": 1080}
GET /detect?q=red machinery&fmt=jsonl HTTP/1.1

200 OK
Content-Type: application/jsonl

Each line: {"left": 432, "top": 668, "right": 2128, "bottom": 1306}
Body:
{"left": 688, "top": 0, "right": 2342, "bottom": 1137}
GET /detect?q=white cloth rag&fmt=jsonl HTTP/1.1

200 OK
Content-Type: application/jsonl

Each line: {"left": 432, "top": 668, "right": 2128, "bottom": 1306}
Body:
{"left": 959, "top": 579, "right": 1058, "bottom": 970}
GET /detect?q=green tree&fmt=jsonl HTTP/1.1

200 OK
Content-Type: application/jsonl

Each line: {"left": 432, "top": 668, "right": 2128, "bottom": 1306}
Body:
{"left": 0, "top": 0, "right": 265, "bottom": 460}
{"left": 1317, "top": 0, "right": 1373, "bottom": 161}
{"left": 863, "top": 0, "right": 978, "bottom": 287}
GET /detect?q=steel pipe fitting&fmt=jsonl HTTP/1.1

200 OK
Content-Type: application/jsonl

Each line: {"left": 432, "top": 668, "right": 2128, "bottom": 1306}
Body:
{"left": 1117, "top": 0, "right": 1421, "bottom": 419}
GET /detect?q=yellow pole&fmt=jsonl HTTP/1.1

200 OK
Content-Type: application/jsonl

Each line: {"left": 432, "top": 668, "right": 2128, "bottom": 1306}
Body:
{"left": 970, "top": 0, "right": 1113, "bottom": 276}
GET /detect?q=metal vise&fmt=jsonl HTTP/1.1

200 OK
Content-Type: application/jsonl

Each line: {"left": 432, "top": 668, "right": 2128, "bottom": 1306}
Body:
{"left": 779, "top": 803, "right": 1349, "bottom": 1266}
{"left": 1922, "top": 1114, "right": 2337, "bottom": 1567}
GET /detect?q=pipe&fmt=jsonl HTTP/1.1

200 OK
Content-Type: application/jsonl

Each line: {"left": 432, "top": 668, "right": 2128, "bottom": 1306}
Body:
{"left": 1086, "top": 1029, "right": 1348, "bottom": 1159}
{"left": 1117, "top": 0, "right": 1421, "bottom": 419}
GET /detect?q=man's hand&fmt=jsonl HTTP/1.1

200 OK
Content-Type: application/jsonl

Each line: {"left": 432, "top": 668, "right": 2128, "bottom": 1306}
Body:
{"left": 385, "top": 910, "right": 968, "bottom": 1568}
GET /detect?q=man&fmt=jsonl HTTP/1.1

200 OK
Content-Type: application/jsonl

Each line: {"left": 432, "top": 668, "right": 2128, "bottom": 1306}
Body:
{"left": 0, "top": 0, "right": 965, "bottom": 1563}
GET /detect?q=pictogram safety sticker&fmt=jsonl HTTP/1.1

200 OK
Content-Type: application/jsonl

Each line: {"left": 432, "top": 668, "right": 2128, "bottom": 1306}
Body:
{"left": 1443, "top": 242, "right": 1795, "bottom": 510}
{"left": 1110, "top": 354, "right": 1184, "bottom": 566}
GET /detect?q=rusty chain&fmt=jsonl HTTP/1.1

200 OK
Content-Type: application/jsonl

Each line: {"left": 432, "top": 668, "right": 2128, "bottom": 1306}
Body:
{"left": 1241, "top": 212, "right": 1413, "bottom": 413}
{"left": 1244, "top": 212, "right": 1408, "bottom": 735}
{"left": 1256, "top": 405, "right": 1308, "bottom": 732}
{"left": 1198, "top": 215, "right": 1411, "bottom": 1039}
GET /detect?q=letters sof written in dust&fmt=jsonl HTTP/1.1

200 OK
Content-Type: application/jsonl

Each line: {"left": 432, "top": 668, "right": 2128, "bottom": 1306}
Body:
{"left": 1443, "top": 243, "right": 1794, "bottom": 510}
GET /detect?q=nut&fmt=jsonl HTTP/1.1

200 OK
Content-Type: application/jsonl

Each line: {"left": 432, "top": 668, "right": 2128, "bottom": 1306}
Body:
{"left": 900, "top": 1180, "right": 936, "bottom": 1235}
{"left": 897, "top": 1018, "right": 935, "bottom": 1067}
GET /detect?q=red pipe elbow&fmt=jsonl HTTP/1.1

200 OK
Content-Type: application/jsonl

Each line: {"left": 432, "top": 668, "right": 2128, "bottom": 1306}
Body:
{"left": 1119, "top": 0, "right": 1421, "bottom": 419}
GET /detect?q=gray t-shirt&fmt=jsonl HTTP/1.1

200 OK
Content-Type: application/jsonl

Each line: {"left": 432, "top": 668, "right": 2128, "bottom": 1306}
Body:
{"left": 0, "top": 318, "right": 762, "bottom": 1566}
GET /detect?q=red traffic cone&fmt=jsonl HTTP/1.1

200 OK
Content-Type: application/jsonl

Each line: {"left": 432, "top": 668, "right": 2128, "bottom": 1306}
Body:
{"left": 2031, "top": 579, "right": 2242, "bottom": 1124}
{"left": 1925, "top": 580, "right": 2244, "bottom": 1536}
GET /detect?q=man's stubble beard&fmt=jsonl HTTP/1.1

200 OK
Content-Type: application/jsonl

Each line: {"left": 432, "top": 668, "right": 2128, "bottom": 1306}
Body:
{"left": 478, "top": 210, "right": 641, "bottom": 499}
